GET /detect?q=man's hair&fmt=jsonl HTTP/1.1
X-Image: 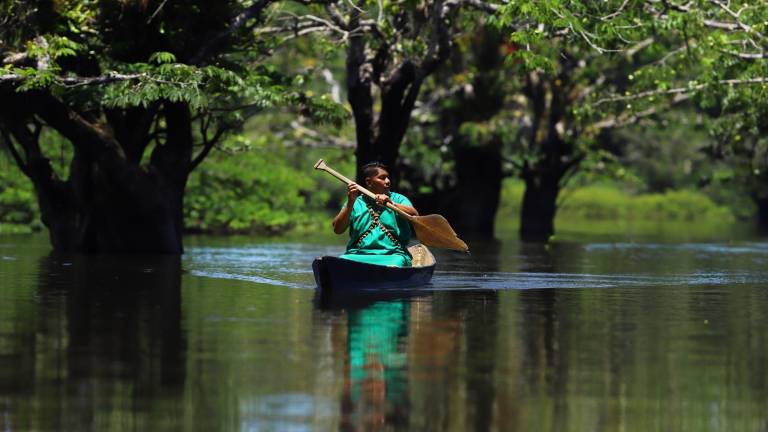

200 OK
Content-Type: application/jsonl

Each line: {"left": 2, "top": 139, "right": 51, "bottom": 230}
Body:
{"left": 361, "top": 161, "right": 388, "bottom": 179}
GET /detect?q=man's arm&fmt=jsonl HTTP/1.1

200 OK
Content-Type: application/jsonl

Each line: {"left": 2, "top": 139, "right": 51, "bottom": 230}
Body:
{"left": 332, "top": 183, "right": 360, "bottom": 234}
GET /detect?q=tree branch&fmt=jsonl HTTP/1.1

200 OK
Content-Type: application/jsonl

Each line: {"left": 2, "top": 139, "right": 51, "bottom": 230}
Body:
{"left": 0, "top": 71, "right": 147, "bottom": 86}
{"left": 421, "top": 0, "right": 454, "bottom": 77}
{"left": 601, "top": 0, "right": 631, "bottom": 21}
{"left": 593, "top": 77, "right": 768, "bottom": 106}
{"left": 324, "top": 3, "right": 349, "bottom": 30}
{"left": 443, "top": 0, "right": 500, "bottom": 13}
{"left": 190, "top": 0, "right": 276, "bottom": 65}
{"left": 32, "top": 93, "right": 130, "bottom": 174}
{"left": 190, "top": 118, "right": 228, "bottom": 171}
{"left": 718, "top": 49, "right": 768, "bottom": 59}
{"left": 287, "top": 119, "right": 355, "bottom": 148}
{"left": 709, "top": 0, "right": 764, "bottom": 41}
{"left": 147, "top": 0, "right": 170, "bottom": 24}
{"left": 592, "top": 92, "right": 691, "bottom": 130}
{"left": 0, "top": 127, "right": 30, "bottom": 177}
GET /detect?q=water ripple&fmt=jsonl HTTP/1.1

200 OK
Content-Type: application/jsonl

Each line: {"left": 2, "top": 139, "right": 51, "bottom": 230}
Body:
{"left": 183, "top": 243, "right": 768, "bottom": 291}
{"left": 585, "top": 242, "right": 768, "bottom": 255}
{"left": 188, "top": 270, "right": 312, "bottom": 289}
{"left": 430, "top": 270, "right": 768, "bottom": 291}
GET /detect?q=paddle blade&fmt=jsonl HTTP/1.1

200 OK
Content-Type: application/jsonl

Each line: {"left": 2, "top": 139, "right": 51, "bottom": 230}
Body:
{"left": 411, "top": 214, "right": 469, "bottom": 252}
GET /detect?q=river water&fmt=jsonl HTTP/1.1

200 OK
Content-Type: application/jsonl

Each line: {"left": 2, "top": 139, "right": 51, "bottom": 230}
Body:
{"left": 2, "top": 223, "right": 768, "bottom": 431}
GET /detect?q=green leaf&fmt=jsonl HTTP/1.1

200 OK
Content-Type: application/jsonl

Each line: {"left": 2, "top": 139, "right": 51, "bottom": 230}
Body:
{"left": 149, "top": 52, "right": 177, "bottom": 64}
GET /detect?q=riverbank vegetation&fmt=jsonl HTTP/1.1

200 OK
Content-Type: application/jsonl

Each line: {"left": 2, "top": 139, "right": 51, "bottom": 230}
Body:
{"left": 1, "top": 144, "right": 740, "bottom": 236}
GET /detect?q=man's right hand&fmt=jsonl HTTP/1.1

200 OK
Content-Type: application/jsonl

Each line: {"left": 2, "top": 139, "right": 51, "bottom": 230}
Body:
{"left": 347, "top": 183, "right": 360, "bottom": 203}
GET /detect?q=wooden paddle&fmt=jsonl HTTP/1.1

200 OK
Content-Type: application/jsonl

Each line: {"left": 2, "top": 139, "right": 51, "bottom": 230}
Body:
{"left": 314, "top": 159, "right": 469, "bottom": 252}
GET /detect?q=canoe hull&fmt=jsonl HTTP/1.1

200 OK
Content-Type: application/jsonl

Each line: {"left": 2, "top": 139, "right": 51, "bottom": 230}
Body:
{"left": 312, "top": 256, "right": 435, "bottom": 292}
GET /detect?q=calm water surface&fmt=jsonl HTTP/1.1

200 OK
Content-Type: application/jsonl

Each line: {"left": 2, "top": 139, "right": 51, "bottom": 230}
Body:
{"left": 2, "top": 225, "right": 768, "bottom": 431}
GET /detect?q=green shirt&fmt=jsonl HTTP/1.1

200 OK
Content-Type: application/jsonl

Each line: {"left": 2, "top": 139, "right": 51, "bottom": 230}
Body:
{"left": 339, "top": 192, "right": 413, "bottom": 267}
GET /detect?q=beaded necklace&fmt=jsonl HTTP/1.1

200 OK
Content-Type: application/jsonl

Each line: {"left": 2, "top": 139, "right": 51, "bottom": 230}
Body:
{"left": 354, "top": 202, "right": 404, "bottom": 251}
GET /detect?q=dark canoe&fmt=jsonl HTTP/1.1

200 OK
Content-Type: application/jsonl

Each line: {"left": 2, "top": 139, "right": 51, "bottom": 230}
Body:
{"left": 312, "top": 244, "right": 436, "bottom": 293}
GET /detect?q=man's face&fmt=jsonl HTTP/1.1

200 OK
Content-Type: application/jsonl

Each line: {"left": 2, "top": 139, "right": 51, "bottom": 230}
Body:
{"left": 366, "top": 168, "right": 391, "bottom": 193}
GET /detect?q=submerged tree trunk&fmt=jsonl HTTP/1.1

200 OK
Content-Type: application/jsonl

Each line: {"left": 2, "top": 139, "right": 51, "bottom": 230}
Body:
{"left": 344, "top": 3, "right": 456, "bottom": 186}
{"left": 519, "top": 166, "right": 561, "bottom": 243}
{"left": 516, "top": 62, "right": 583, "bottom": 243}
{"left": 32, "top": 150, "right": 186, "bottom": 254}
{"left": 348, "top": 50, "right": 422, "bottom": 185}
{"left": 66, "top": 173, "right": 185, "bottom": 254}
{"left": 754, "top": 195, "right": 768, "bottom": 233}
{"left": 451, "top": 144, "right": 503, "bottom": 235}
{"left": 1, "top": 92, "right": 191, "bottom": 254}
{"left": 438, "top": 26, "right": 506, "bottom": 237}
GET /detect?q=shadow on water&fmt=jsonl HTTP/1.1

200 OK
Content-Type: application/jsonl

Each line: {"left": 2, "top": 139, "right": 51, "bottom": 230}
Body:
{"left": 313, "top": 288, "right": 429, "bottom": 311}
{"left": 4, "top": 253, "right": 186, "bottom": 430}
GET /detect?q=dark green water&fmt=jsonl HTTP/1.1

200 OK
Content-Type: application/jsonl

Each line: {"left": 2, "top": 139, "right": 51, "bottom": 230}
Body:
{"left": 2, "top": 224, "right": 768, "bottom": 431}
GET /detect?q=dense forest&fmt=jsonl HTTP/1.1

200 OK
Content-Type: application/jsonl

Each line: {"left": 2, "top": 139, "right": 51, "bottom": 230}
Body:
{"left": 1, "top": 0, "right": 766, "bottom": 251}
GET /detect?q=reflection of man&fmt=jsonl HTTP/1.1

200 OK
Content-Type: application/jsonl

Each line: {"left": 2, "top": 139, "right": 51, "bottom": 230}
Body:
{"left": 342, "top": 300, "right": 410, "bottom": 430}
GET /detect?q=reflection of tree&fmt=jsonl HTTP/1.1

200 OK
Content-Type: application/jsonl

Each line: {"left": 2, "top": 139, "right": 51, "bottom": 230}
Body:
{"left": 461, "top": 239, "right": 500, "bottom": 431}
{"left": 419, "top": 238, "right": 501, "bottom": 429}
{"left": 406, "top": 290, "right": 502, "bottom": 429}
{"left": 454, "top": 290, "right": 500, "bottom": 431}
{"left": 518, "top": 241, "right": 582, "bottom": 273}
{"left": 6, "top": 254, "right": 185, "bottom": 430}
{"left": 341, "top": 300, "right": 410, "bottom": 431}
{"left": 517, "top": 242, "right": 571, "bottom": 430}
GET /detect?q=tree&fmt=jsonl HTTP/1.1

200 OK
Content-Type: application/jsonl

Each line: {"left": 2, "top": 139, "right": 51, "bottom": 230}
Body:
{"left": 264, "top": 0, "right": 500, "bottom": 183}
{"left": 705, "top": 100, "right": 768, "bottom": 226}
{"left": 0, "top": 0, "right": 343, "bottom": 253}
{"left": 396, "top": 22, "right": 509, "bottom": 236}
{"left": 491, "top": 0, "right": 768, "bottom": 241}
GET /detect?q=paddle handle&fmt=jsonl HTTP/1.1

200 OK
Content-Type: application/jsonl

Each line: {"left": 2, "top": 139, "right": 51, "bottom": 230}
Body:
{"left": 314, "top": 159, "right": 413, "bottom": 221}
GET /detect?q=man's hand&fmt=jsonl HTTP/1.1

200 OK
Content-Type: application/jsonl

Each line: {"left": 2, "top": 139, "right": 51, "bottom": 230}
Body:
{"left": 347, "top": 183, "right": 361, "bottom": 204}
{"left": 374, "top": 194, "right": 391, "bottom": 207}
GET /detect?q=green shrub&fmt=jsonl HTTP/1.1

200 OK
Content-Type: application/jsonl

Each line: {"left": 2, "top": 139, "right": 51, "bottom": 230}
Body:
{"left": 0, "top": 157, "right": 40, "bottom": 233}
{"left": 184, "top": 139, "right": 335, "bottom": 234}
{"left": 499, "top": 180, "right": 735, "bottom": 222}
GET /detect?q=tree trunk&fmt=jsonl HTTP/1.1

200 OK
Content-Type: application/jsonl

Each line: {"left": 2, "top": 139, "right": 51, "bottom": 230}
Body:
{"left": 345, "top": 13, "right": 375, "bottom": 184}
{"left": 73, "top": 181, "right": 184, "bottom": 254}
{"left": 351, "top": 63, "right": 421, "bottom": 186}
{"left": 450, "top": 144, "right": 503, "bottom": 236}
{"left": 519, "top": 169, "right": 561, "bottom": 242}
{"left": 39, "top": 158, "right": 185, "bottom": 254}
{"left": 755, "top": 195, "right": 768, "bottom": 233}
{"left": 1, "top": 92, "right": 190, "bottom": 254}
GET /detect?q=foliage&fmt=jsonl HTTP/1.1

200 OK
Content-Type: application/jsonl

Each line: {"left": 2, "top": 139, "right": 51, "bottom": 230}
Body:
{"left": 492, "top": 0, "right": 768, "bottom": 155}
{"left": 184, "top": 136, "right": 330, "bottom": 234}
{"left": 606, "top": 111, "right": 714, "bottom": 193}
{"left": 0, "top": 0, "right": 350, "bottom": 251}
{"left": 184, "top": 130, "right": 354, "bottom": 234}
{"left": 703, "top": 95, "right": 768, "bottom": 214}
{"left": 482, "top": 0, "right": 768, "bottom": 236}
{"left": 0, "top": 0, "right": 348, "bottom": 149}
{"left": 0, "top": 155, "right": 40, "bottom": 233}
{"left": 3, "top": 0, "right": 768, "bottom": 245}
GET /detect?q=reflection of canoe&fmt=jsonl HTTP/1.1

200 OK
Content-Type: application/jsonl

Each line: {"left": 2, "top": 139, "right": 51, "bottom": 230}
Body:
{"left": 312, "top": 244, "right": 436, "bottom": 292}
